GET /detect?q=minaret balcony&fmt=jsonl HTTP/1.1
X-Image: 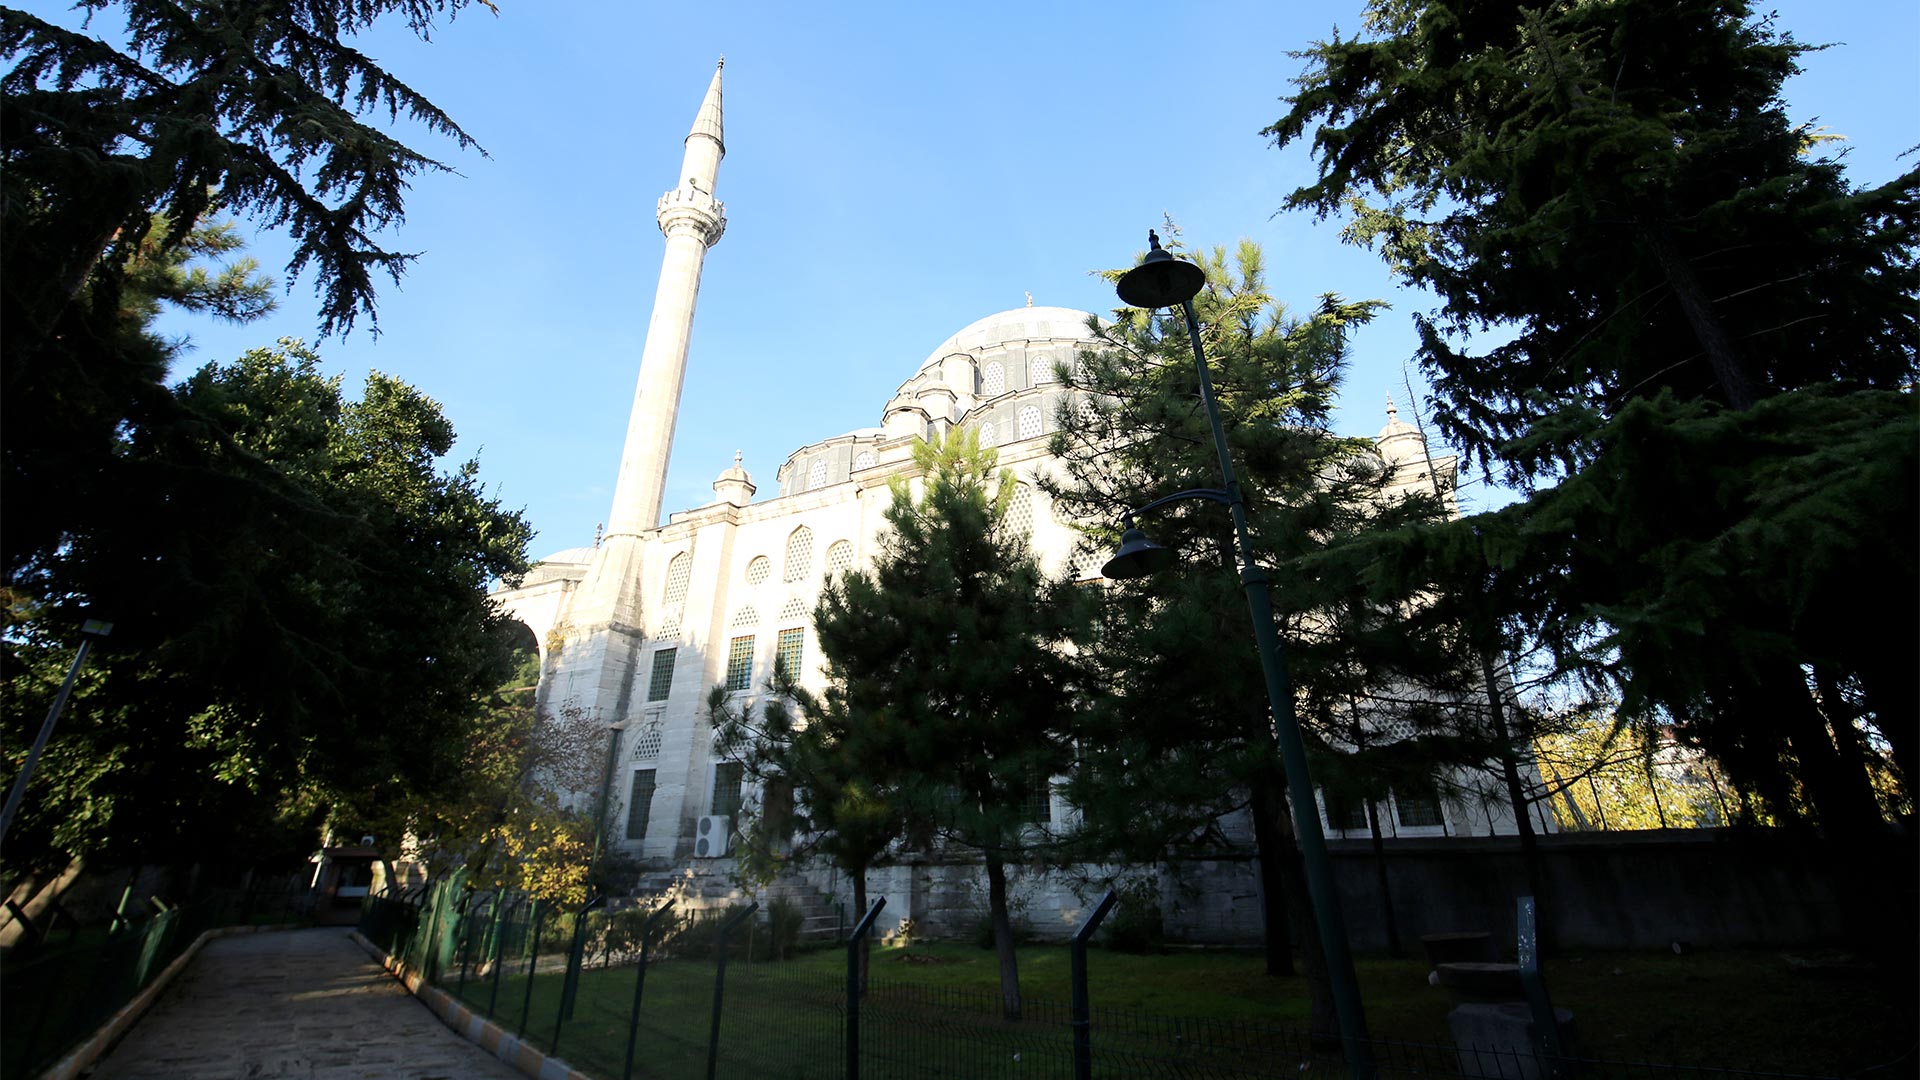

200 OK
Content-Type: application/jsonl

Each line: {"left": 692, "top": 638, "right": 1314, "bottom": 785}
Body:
{"left": 656, "top": 187, "right": 726, "bottom": 245}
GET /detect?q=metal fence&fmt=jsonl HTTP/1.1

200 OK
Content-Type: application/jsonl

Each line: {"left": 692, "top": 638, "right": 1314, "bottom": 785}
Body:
{"left": 362, "top": 879, "right": 1850, "bottom": 1080}
{"left": 0, "top": 871, "right": 311, "bottom": 1078}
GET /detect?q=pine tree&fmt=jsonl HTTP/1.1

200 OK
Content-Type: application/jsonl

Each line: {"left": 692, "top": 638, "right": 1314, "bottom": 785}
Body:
{"left": 1046, "top": 234, "right": 1474, "bottom": 1034}
{"left": 790, "top": 429, "right": 1093, "bottom": 1021}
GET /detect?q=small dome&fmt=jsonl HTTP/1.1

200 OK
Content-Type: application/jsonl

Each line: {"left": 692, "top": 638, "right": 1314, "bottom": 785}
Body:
{"left": 533, "top": 546, "right": 596, "bottom": 566}
{"left": 1376, "top": 394, "right": 1428, "bottom": 467}
{"left": 714, "top": 449, "right": 754, "bottom": 486}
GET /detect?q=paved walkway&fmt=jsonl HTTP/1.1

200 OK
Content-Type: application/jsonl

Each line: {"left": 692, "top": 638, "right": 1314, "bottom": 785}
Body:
{"left": 89, "top": 927, "right": 523, "bottom": 1080}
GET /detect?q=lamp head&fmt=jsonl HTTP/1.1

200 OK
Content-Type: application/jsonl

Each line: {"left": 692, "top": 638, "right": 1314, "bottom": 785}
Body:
{"left": 1101, "top": 523, "right": 1177, "bottom": 580}
{"left": 1116, "top": 229, "right": 1206, "bottom": 310}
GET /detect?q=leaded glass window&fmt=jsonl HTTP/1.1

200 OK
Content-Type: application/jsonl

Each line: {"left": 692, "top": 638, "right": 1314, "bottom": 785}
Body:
{"left": 775, "top": 627, "right": 804, "bottom": 678}
{"left": 663, "top": 552, "right": 692, "bottom": 605}
{"left": 784, "top": 526, "right": 813, "bottom": 583}
{"left": 725, "top": 635, "right": 754, "bottom": 691}
{"left": 625, "top": 769, "right": 657, "bottom": 840}
{"left": 711, "top": 762, "right": 745, "bottom": 819}
{"left": 646, "top": 647, "right": 676, "bottom": 701}
{"left": 825, "top": 540, "right": 854, "bottom": 576}
{"left": 745, "top": 556, "right": 771, "bottom": 584}
{"left": 1018, "top": 405, "right": 1043, "bottom": 440}
{"left": 982, "top": 362, "right": 1006, "bottom": 397}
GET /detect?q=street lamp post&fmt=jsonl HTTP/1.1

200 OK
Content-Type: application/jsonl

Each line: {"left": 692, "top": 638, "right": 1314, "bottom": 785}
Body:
{"left": 1106, "top": 231, "right": 1372, "bottom": 1075}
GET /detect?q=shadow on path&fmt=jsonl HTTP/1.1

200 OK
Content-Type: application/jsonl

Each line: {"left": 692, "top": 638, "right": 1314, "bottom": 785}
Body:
{"left": 89, "top": 926, "right": 524, "bottom": 1080}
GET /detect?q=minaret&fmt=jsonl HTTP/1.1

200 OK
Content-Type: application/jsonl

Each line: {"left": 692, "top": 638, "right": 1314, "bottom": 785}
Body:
{"left": 605, "top": 59, "right": 728, "bottom": 539}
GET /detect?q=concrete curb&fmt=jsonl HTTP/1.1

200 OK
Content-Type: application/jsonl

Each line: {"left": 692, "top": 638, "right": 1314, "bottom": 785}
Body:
{"left": 349, "top": 930, "right": 593, "bottom": 1080}
{"left": 38, "top": 922, "right": 300, "bottom": 1080}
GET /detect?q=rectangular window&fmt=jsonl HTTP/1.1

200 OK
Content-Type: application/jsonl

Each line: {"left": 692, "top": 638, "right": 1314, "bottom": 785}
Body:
{"left": 711, "top": 762, "right": 745, "bottom": 820}
{"left": 1022, "top": 765, "right": 1052, "bottom": 825}
{"left": 1323, "top": 791, "right": 1369, "bottom": 833}
{"left": 775, "top": 628, "right": 804, "bottom": 679}
{"left": 647, "top": 648, "right": 677, "bottom": 701}
{"left": 725, "top": 635, "right": 754, "bottom": 691}
{"left": 1394, "top": 779, "right": 1445, "bottom": 829}
{"left": 625, "top": 769, "right": 657, "bottom": 841}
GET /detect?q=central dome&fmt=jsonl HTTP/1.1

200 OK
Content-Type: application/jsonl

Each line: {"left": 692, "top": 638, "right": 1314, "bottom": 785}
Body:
{"left": 915, "top": 306, "right": 1100, "bottom": 374}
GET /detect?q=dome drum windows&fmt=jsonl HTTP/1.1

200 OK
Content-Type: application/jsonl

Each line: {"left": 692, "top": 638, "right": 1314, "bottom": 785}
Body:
{"left": 981, "top": 361, "right": 1006, "bottom": 398}
{"left": 853, "top": 450, "right": 876, "bottom": 473}
{"left": 1017, "top": 405, "right": 1043, "bottom": 441}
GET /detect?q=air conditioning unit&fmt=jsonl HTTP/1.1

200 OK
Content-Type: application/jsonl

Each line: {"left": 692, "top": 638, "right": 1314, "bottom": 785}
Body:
{"left": 694, "top": 815, "right": 732, "bottom": 858}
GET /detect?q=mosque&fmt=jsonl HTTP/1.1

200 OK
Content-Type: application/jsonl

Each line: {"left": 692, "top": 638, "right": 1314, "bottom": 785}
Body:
{"left": 490, "top": 63, "right": 1546, "bottom": 939}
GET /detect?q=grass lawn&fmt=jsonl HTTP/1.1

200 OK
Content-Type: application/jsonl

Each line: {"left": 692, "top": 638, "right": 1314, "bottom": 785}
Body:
{"left": 446, "top": 941, "right": 1912, "bottom": 1080}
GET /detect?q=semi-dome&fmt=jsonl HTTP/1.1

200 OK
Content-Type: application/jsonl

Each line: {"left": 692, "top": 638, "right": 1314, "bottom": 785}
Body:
{"left": 915, "top": 305, "right": 1100, "bottom": 373}
{"left": 532, "top": 546, "right": 596, "bottom": 566}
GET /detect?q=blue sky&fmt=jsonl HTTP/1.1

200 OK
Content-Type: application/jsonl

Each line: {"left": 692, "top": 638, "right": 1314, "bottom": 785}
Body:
{"left": 35, "top": 0, "right": 1918, "bottom": 560}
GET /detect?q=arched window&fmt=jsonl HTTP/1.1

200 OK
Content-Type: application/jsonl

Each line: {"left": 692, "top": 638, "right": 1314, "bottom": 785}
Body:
{"left": 663, "top": 552, "right": 692, "bottom": 606}
{"left": 1005, "top": 485, "right": 1034, "bottom": 536}
{"left": 784, "top": 526, "right": 814, "bottom": 583}
{"left": 853, "top": 450, "right": 876, "bottom": 472}
{"left": 1017, "top": 405, "right": 1043, "bottom": 441}
{"left": 745, "top": 556, "right": 771, "bottom": 585}
{"left": 825, "top": 540, "right": 854, "bottom": 576}
{"left": 981, "top": 361, "right": 1006, "bottom": 397}
{"left": 731, "top": 606, "right": 760, "bottom": 629}
{"left": 778, "top": 598, "right": 808, "bottom": 622}
{"left": 1032, "top": 352, "right": 1054, "bottom": 383}
{"left": 980, "top": 421, "right": 997, "bottom": 447}
{"left": 807, "top": 460, "right": 828, "bottom": 491}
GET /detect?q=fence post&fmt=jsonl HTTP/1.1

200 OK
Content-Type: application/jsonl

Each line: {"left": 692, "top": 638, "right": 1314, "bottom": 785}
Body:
{"left": 519, "top": 899, "right": 545, "bottom": 1037}
{"left": 1515, "top": 896, "right": 1566, "bottom": 1076}
{"left": 1071, "top": 889, "right": 1119, "bottom": 1080}
{"left": 705, "top": 901, "right": 759, "bottom": 1080}
{"left": 845, "top": 897, "right": 888, "bottom": 1080}
{"left": 486, "top": 894, "right": 516, "bottom": 1020}
{"left": 621, "top": 900, "right": 676, "bottom": 1080}
{"left": 559, "top": 892, "right": 607, "bottom": 1029}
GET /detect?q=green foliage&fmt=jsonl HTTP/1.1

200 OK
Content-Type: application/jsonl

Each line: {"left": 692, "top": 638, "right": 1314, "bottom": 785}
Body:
{"left": 1099, "top": 877, "right": 1165, "bottom": 955}
{"left": 2, "top": 0, "right": 486, "bottom": 584}
{"left": 1, "top": 339, "right": 533, "bottom": 877}
{"left": 1268, "top": 0, "right": 1917, "bottom": 835}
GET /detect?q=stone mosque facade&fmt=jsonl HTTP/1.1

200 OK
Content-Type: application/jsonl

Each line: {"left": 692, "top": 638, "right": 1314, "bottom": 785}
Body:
{"left": 491, "top": 64, "right": 1545, "bottom": 940}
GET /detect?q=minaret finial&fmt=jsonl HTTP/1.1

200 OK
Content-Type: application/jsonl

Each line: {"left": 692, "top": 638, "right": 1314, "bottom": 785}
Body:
{"left": 734, "top": 449, "right": 742, "bottom": 466}
{"left": 1386, "top": 392, "right": 1399, "bottom": 422}
{"left": 1025, "top": 291, "right": 1033, "bottom": 308}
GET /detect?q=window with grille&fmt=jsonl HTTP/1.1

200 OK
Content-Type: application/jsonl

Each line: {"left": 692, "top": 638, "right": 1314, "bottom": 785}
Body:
{"left": 775, "top": 627, "right": 804, "bottom": 679}
{"left": 625, "top": 769, "right": 657, "bottom": 840}
{"left": 711, "top": 762, "right": 745, "bottom": 819}
{"left": 980, "top": 421, "right": 997, "bottom": 447}
{"left": 853, "top": 451, "right": 876, "bottom": 472}
{"left": 730, "top": 606, "right": 759, "bottom": 629}
{"left": 1323, "top": 791, "right": 1369, "bottom": 833}
{"left": 725, "top": 635, "right": 754, "bottom": 691}
{"left": 982, "top": 362, "right": 1006, "bottom": 397}
{"left": 1004, "top": 485, "right": 1034, "bottom": 536}
{"left": 1017, "top": 405, "right": 1043, "bottom": 441}
{"left": 1032, "top": 352, "right": 1053, "bottom": 383}
{"left": 784, "top": 526, "right": 813, "bottom": 583}
{"left": 647, "top": 648, "right": 676, "bottom": 701}
{"left": 1394, "top": 780, "right": 1444, "bottom": 829}
{"left": 1078, "top": 395, "right": 1097, "bottom": 424}
{"left": 663, "top": 552, "right": 692, "bottom": 605}
{"left": 825, "top": 540, "right": 854, "bottom": 576}
{"left": 778, "top": 598, "right": 807, "bottom": 622}
{"left": 1022, "top": 765, "right": 1052, "bottom": 824}
{"left": 745, "top": 556, "right": 771, "bottom": 584}
{"left": 655, "top": 612, "right": 681, "bottom": 638}
{"left": 631, "top": 722, "right": 663, "bottom": 760}
{"left": 807, "top": 460, "right": 828, "bottom": 490}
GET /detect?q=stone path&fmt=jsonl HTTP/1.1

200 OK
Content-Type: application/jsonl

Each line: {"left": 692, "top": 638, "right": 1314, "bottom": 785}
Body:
{"left": 89, "top": 927, "right": 524, "bottom": 1080}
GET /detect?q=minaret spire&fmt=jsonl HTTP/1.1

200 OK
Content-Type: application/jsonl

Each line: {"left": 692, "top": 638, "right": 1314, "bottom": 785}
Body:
{"left": 603, "top": 62, "right": 730, "bottom": 539}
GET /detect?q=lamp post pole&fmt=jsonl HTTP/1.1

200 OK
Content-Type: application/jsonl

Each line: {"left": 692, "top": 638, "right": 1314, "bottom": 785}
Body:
{"left": 1111, "top": 232, "right": 1371, "bottom": 1076}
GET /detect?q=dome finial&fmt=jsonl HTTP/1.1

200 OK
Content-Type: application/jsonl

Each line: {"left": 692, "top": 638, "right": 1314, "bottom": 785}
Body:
{"left": 1386, "top": 392, "right": 1398, "bottom": 422}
